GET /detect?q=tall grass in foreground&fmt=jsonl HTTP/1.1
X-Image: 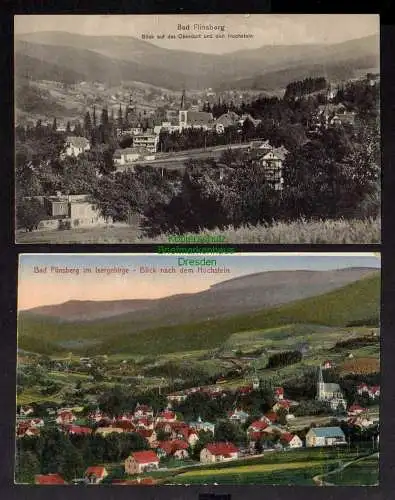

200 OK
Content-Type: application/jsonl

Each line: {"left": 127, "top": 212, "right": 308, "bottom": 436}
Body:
{"left": 140, "top": 217, "right": 381, "bottom": 244}
{"left": 16, "top": 217, "right": 380, "bottom": 244}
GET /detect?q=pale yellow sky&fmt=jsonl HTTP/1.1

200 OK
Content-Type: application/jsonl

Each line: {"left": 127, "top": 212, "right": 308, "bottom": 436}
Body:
{"left": 14, "top": 14, "right": 379, "bottom": 54}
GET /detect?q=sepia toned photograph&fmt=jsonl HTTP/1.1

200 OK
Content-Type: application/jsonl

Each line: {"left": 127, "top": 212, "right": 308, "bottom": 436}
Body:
{"left": 16, "top": 253, "right": 380, "bottom": 485}
{"left": 14, "top": 14, "right": 380, "bottom": 244}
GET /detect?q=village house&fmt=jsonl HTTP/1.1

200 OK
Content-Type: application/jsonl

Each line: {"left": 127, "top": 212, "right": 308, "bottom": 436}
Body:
{"left": 200, "top": 442, "right": 239, "bottom": 463}
{"left": 348, "top": 414, "right": 375, "bottom": 429}
{"left": 19, "top": 406, "right": 34, "bottom": 417}
{"left": 67, "top": 425, "right": 93, "bottom": 436}
{"left": 133, "top": 131, "right": 159, "bottom": 152}
{"left": 280, "top": 433, "right": 303, "bottom": 449}
{"left": 95, "top": 427, "right": 124, "bottom": 437}
{"left": 84, "top": 466, "right": 108, "bottom": 484}
{"left": 35, "top": 473, "right": 67, "bottom": 485}
{"left": 135, "top": 417, "right": 155, "bottom": 430}
{"left": 357, "top": 384, "right": 380, "bottom": 399}
{"left": 347, "top": 404, "right": 367, "bottom": 417}
{"left": 56, "top": 410, "right": 76, "bottom": 426}
{"left": 157, "top": 410, "right": 177, "bottom": 423}
{"left": 228, "top": 408, "right": 250, "bottom": 424}
{"left": 189, "top": 416, "right": 215, "bottom": 434}
{"left": 134, "top": 404, "right": 154, "bottom": 419}
{"left": 27, "top": 418, "right": 44, "bottom": 428}
{"left": 166, "top": 392, "right": 188, "bottom": 405}
{"left": 187, "top": 429, "right": 199, "bottom": 447}
{"left": 61, "top": 136, "right": 91, "bottom": 159}
{"left": 215, "top": 111, "right": 240, "bottom": 134}
{"left": 157, "top": 440, "right": 189, "bottom": 459}
{"left": 306, "top": 427, "right": 347, "bottom": 447}
{"left": 17, "top": 423, "right": 40, "bottom": 438}
{"left": 113, "top": 147, "right": 143, "bottom": 165}
{"left": 272, "top": 400, "right": 292, "bottom": 413}
{"left": 136, "top": 429, "right": 158, "bottom": 448}
{"left": 124, "top": 450, "right": 160, "bottom": 475}
{"left": 274, "top": 387, "right": 285, "bottom": 401}
{"left": 35, "top": 193, "right": 112, "bottom": 231}
{"left": 261, "top": 412, "right": 278, "bottom": 425}
{"left": 239, "top": 113, "right": 262, "bottom": 128}
{"left": 248, "top": 420, "right": 269, "bottom": 436}
{"left": 258, "top": 147, "right": 288, "bottom": 191}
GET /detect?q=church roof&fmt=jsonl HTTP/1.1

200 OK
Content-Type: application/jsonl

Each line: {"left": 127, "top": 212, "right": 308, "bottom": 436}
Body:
{"left": 185, "top": 111, "right": 213, "bottom": 125}
{"left": 322, "top": 383, "right": 342, "bottom": 393}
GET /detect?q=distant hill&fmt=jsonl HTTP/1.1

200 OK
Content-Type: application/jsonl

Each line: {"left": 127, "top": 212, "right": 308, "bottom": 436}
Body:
{"left": 22, "top": 267, "right": 377, "bottom": 322}
{"left": 18, "top": 269, "right": 380, "bottom": 355}
{"left": 14, "top": 32, "right": 379, "bottom": 90}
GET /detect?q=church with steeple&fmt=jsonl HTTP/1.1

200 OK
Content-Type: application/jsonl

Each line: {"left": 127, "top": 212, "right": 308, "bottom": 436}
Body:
{"left": 316, "top": 364, "right": 347, "bottom": 411}
{"left": 178, "top": 89, "right": 214, "bottom": 131}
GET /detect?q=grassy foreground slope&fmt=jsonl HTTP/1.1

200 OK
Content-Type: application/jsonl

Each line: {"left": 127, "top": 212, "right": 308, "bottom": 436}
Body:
{"left": 18, "top": 273, "right": 380, "bottom": 356}
{"left": 17, "top": 218, "right": 381, "bottom": 244}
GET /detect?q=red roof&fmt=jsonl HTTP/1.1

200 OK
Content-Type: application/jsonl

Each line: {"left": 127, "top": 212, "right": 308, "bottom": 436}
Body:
{"left": 85, "top": 466, "right": 106, "bottom": 478}
{"left": 160, "top": 411, "right": 175, "bottom": 420}
{"left": 276, "top": 400, "right": 291, "bottom": 408}
{"left": 348, "top": 404, "right": 364, "bottom": 412}
{"left": 158, "top": 439, "right": 189, "bottom": 454}
{"left": 35, "top": 473, "right": 66, "bottom": 485}
{"left": 136, "top": 429, "right": 154, "bottom": 438}
{"left": 250, "top": 420, "right": 269, "bottom": 431}
{"left": 69, "top": 426, "right": 92, "bottom": 435}
{"left": 280, "top": 433, "right": 295, "bottom": 443}
{"left": 205, "top": 442, "right": 238, "bottom": 456}
{"left": 116, "top": 421, "right": 136, "bottom": 431}
{"left": 130, "top": 450, "right": 159, "bottom": 464}
{"left": 250, "top": 431, "right": 265, "bottom": 441}
{"left": 264, "top": 412, "right": 277, "bottom": 423}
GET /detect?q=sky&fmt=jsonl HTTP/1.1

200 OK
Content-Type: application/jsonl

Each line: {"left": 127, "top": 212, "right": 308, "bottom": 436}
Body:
{"left": 18, "top": 253, "right": 380, "bottom": 310}
{"left": 14, "top": 14, "right": 379, "bottom": 54}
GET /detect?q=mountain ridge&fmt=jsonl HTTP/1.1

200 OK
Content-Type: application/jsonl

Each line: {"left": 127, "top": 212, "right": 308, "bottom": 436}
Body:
{"left": 14, "top": 32, "right": 379, "bottom": 90}
{"left": 21, "top": 268, "right": 379, "bottom": 324}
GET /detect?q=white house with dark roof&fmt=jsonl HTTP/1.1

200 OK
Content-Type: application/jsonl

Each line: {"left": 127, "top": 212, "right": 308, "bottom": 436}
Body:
{"left": 62, "top": 136, "right": 90, "bottom": 158}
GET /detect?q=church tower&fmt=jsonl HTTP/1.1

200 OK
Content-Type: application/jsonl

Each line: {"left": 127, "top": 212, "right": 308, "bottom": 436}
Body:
{"left": 179, "top": 89, "right": 188, "bottom": 131}
{"left": 180, "top": 89, "right": 187, "bottom": 111}
{"left": 317, "top": 365, "right": 325, "bottom": 400}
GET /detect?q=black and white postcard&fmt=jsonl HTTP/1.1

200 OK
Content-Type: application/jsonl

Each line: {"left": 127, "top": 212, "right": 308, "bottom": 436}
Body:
{"left": 14, "top": 14, "right": 380, "bottom": 244}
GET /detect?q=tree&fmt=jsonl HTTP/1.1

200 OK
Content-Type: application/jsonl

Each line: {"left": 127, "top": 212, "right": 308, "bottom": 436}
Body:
{"left": 58, "top": 442, "right": 84, "bottom": 481}
{"left": 117, "top": 104, "right": 123, "bottom": 130}
{"left": 66, "top": 121, "right": 71, "bottom": 134}
{"left": 52, "top": 117, "right": 57, "bottom": 132}
{"left": 15, "top": 451, "right": 40, "bottom": 484}
{"left": 214, "top": 421, "right": 246, "bottom": 446}
{"left": 16, "top": 198, "right": 46, "bottom": 231}
{"left": 84, "top": 111, "right": 92, "bottom": 139}
{"left": 254, "top": 439, "right": 263, "bottom": 454}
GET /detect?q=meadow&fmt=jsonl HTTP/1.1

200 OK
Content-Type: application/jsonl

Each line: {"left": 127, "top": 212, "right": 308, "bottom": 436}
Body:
{"left": 16, "top": 217, "right": 380, "bottom": 244}
{"left": 163, "top": 447, "right": 372, "bottom": 485}
{"left": 18, "top": 273, "right": 380, "bottom": 356}
{"left": 327, "top": 453, "right": 379, "bottom": 486}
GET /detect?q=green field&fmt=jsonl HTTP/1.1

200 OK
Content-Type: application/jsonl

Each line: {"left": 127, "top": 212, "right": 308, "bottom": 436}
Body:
{"left": 327, "top": 454, "right": 379, "bottom": 485}
{"left": 18, "top": 273, "right": 379, "bottom": 356}
{"left": 163, "top": 447, "right": 372, "bottom": 485}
